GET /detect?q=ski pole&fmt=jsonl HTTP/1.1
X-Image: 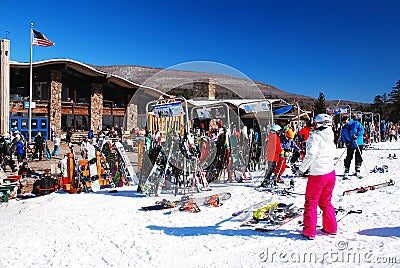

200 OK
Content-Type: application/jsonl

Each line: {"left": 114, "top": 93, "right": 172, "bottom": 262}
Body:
{"left": 354, "top": 139, "right": 370, "bottom": 175}
{"left": 337, "top": 209, "right": 362, "bottom": 223}
{"left": 334, "top": 148, "right": 347, "bottom": 166}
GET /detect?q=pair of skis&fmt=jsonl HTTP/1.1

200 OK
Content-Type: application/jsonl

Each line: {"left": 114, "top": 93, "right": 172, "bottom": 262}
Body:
{"left": 234, "top": 198, "right": 363, "bottom": 233}
{"left": 239, "top": 203, "right": 303, "bottom": 232}
{"left": 342, "top": 179, "right": 395, "bottom": 195}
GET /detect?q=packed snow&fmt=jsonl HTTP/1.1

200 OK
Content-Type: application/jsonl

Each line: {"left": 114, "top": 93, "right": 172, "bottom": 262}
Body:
{"left": 0, "top": 141, "right": 399, "bottom": 268}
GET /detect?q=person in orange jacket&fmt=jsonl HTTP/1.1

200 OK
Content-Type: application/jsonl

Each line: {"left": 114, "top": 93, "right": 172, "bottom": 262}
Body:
{"left": 273, "top": 128, "right": 301, "bottom": 183}
{"left": 260, "top": 125, "right": 282, "bottom": 187}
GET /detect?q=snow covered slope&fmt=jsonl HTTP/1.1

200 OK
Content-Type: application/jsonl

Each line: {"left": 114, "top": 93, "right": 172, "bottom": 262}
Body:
{"left": 0, "top": 142, "right": 399, "bottom": 267}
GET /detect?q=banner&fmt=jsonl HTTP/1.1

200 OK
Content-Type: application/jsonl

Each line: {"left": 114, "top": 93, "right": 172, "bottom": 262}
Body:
{"left": 212, "top": 107, "right": 226, "bottom": 119}
{"left": 196, "top": 108, "right": 211, "bottom": 119}
{"left": 242, "top": 102, "right": 270, "bottom": 113}
{"left": 152, "top": 102, "right": 185, "bottom": 118}
{"left": 327, "top": 107, "right": 347, "bottom": 115}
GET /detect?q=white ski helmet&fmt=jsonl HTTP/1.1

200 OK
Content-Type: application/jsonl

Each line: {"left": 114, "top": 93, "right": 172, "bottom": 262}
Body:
{"left": 314, "top": 114, "right": 332, "bottom": 128}
{"left": 270, "top": 125, "right": 281, "bottom": 133}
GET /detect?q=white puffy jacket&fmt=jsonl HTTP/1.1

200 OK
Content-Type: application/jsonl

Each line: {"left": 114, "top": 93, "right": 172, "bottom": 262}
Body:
{"left": 299, "top": 127, "right": 336, "bottom": 176}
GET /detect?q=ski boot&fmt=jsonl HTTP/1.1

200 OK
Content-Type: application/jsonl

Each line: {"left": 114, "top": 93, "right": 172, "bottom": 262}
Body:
{"left": 271, "top": 175, "right": 278, "bottom": 186}
{"left": 355, "top": 165, "right": 363, "bottom": 179}
{"left": 276, "top": 176, "right": 284, "bottom": 184}
{"left": 290, "top": 179, "right": 295, "bottom": 189}
{"left": 383, "top": 165, "right": 389, "bottom": 172}
{"left": 260, "top": 178, "right": 271, "bottom": 188}
{"left": 371, "top": 166, "right": 378, "bottom": 173}
{"left": 343, "top": 167, "right": 350, "bottom": 180}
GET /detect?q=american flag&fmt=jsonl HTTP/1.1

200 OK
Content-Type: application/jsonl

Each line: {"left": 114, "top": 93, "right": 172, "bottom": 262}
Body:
{"left": 32, "top": 29, "right": 55, "bottom": 46}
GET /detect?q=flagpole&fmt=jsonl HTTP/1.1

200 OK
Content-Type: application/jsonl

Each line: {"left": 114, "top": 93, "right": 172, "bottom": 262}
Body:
{"left": 29, "top": 22, "right": 33, "bottom": 142}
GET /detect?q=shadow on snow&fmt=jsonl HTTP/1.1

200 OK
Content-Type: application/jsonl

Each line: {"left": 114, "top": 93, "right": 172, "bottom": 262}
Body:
{"left": 358, "top": 226, "right": 400, "bottom": 238}
{"left": 147, "top": 224, "right": 304, "bottom": 239}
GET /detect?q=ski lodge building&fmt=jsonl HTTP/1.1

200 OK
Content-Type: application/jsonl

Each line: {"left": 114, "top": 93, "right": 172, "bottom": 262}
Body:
{"left": 0, "top": 39, "right": 170, "bottom": 139}
{"left": 0, "top": 39, "right": 308, "bottom": 140}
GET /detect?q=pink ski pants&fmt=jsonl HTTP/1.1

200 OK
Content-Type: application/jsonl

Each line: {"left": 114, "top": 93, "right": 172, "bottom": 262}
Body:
{"left": 303, "top": 170, "right": 337, "bottom": 238}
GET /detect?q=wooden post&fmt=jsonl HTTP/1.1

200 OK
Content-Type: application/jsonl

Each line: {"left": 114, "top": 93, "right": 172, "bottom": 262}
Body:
{"left": 96, "top": 151, "right": 102, "bottom": 181}
{"left": 138, "top": 140, "right": 144, "bottom": 173}
{"left": 67, "top": 152, "right": 74, "bottom": 184}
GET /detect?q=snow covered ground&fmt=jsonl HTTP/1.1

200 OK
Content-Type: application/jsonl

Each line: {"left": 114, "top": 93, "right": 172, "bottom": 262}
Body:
{"left": 1, "top": 141, "right": 399, "bottom": 268}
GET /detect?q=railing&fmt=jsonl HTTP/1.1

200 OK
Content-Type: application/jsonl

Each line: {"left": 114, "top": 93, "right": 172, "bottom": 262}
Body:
{"left": 10, "top": 100, "right": 49, "bottom": 114}
{"left": 61, "top": 102, "right": 89, "bottom": 115}
{"left": 102, "top": 107, "right": 125, "bottom": 116}
{"left": 10, "top": 100, "right": 126, "bottom": 116}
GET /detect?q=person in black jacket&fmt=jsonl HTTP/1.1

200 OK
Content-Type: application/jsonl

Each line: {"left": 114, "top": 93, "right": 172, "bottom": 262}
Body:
{"left": 18, "top": 161, "right": 38, "bottom": 176}
{"left": 34, "top": 132, "right": 45, "bottom": 161}
{"left": 0, "top": 136, "right": 17, "bottom": 172}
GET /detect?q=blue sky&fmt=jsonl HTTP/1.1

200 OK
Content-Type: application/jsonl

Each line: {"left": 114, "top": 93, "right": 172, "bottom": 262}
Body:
{"left": 1, "top": 0, "right": 399, "bottom": 104}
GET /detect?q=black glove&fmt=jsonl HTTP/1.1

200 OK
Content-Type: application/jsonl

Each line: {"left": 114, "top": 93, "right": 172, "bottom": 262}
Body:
{"left": 353, "top": 134, "right": 358, "bottom": 140}
{"left": 292, "top": 166, "right": 303, "bottom": 176}
{"left": 345, "top": 142, "right": 350, "bottom": 147}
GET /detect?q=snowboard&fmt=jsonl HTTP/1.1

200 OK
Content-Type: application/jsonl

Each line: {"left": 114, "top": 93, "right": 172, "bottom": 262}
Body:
{"left": 102, "top": 141, "right": 121, "bottom": 187}
{"left": 139, "top": 153, "right": 165, "bottom": 196}
{"left": 115, "top": 141, "right": 138, "bottom": 185}
{"left": 45, "top": 141, "right": 51, "bottom": 160}
{"left": 141, "top": 195, "right": 191, "bottom": 211}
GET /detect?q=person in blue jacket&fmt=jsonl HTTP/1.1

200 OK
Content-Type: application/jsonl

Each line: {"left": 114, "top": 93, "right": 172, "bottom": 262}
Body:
{"left": 341, "top": 115, "right": 364, "bottom": 178}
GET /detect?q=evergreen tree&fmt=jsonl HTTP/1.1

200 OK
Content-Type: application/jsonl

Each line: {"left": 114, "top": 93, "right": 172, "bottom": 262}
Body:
{"left": 388, "top": 80, "right": 400, "bottom": 121}
{"left": 313, "top": 92, "right": 327, "bottom": 114}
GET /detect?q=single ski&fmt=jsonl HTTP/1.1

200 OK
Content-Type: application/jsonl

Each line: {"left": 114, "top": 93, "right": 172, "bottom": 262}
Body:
{"left": 343, "top": 179, "right": 395, "bottom": 195}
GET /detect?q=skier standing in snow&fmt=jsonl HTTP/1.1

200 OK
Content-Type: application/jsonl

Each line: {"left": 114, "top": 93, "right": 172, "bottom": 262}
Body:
{"left": 260, "top": 125, "right": 282, "bottom": 187}
{"left": 273, "top": 128, "right": 301, "bottom": 183}
{"left": 295, "top": 114, "right": 337, "bottom": 240}
{"left": 388, "top": 125, "right": 397, "bottom": 142}
{"left": 341, "top": 115, "right": 365, "bottom": 178}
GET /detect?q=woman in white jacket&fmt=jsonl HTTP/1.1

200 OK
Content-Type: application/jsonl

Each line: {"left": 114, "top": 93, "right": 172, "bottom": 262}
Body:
{"left": 297, "top": 114, "right": 337, "bottom": 240}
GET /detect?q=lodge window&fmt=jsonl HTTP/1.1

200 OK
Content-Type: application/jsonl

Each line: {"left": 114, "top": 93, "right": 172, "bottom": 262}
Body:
{"left": 61, "top": 86, "right": 70, "bottom": 102}
{"left": 33, "top": 82, "right": 49, "bottom": 101}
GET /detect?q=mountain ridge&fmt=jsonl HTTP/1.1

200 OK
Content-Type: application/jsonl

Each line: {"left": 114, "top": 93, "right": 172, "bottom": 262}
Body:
{"left": 93, "top": 64, "right": 368, "bottom": 108}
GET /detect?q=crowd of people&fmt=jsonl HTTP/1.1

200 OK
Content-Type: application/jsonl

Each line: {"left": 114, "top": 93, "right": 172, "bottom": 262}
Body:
{"left": 0, "top": 123, "right": 125, "bottom": 177}
{"left": 1, "top": 112, "right": 399, "bottom": 239}
{"left": 0, "top": 130, "right": 53, "bottom": 175}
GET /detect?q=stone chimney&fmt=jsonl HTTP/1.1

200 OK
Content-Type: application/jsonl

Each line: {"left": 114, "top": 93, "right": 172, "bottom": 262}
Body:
{"left": 193, "top": 78, "right": 215, "bottom": 100}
